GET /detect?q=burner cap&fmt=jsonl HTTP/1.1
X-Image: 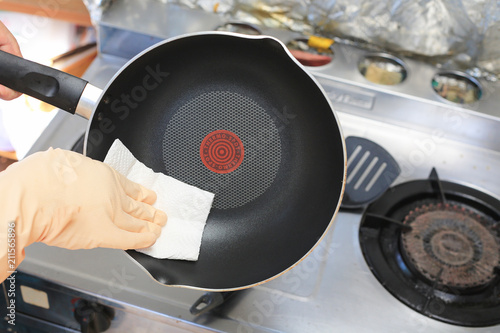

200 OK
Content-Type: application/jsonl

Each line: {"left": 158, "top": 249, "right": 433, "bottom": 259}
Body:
{"left": 401, "top": 203, "right": 500, "bottom": 289}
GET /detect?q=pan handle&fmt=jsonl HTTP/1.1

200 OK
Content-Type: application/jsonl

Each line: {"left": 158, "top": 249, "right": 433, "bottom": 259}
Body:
{"left": 189, "top": 292, "right": 236, "bottom": 316}
{"left": 0, "top": 50, "right": 97, "bottom": 118}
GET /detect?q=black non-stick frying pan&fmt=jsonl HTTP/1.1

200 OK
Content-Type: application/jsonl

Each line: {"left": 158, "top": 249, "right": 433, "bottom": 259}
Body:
{"left": 0, "top": 32, "right": 346, "bottom": 291}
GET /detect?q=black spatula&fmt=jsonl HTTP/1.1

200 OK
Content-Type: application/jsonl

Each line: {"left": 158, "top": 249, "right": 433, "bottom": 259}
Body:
{"left": 341, "top": 136, "right": 401, "bottom": 209}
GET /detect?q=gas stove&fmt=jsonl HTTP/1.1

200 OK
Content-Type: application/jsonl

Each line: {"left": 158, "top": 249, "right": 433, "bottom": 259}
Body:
{"left": 5, "top": 0, "right": 500, "bottom": 332}
{"left": 360, "top": 169, "right": 500, "bottom": 327}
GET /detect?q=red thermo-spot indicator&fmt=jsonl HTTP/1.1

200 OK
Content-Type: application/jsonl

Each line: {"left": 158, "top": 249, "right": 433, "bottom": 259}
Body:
{"left": 200, "top": 130, "right": 244, "bottom": 174}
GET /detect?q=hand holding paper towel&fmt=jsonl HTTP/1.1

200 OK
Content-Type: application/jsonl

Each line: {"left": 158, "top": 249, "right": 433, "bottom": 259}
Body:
{"left": 104, "top": 139, "right": 215, "bottom": 261}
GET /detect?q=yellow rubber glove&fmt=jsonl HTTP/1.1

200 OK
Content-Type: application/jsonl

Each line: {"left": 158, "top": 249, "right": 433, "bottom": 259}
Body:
{"left": 0, "top": 148, "right": 167, "bottom": 281}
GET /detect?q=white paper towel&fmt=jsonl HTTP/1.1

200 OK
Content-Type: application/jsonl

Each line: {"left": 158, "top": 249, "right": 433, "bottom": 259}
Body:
{"left": 104, "top": 139, "right": 215, "bottom": 261}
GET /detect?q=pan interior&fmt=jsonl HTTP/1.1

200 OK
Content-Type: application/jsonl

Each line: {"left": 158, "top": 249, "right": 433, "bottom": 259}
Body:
{"left": 86, "top": 34, "right": 345, "bottom": 290}
{"left": 162, "top": 90, "right": 281, "bottom": 209}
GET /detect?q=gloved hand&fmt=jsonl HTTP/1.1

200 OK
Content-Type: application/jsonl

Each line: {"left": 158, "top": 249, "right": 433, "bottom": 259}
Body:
{"left": 0, "top": 148, "right": 167, "bottom": 280}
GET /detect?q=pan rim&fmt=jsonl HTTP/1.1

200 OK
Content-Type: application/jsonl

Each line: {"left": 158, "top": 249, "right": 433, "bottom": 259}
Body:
{"left": 83, "top": 30, "right": 347, "bottom": 291}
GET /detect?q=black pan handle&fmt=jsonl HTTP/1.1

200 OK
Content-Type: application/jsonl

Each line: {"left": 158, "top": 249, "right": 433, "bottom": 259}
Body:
{"left": 0, "top": 50, "right": 88, "bottom": 114}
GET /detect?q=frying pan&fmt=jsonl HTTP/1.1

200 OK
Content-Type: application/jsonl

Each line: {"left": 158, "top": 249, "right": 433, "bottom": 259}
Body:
{"left": 0, "top": 32, "right": 346, "bottom": 291}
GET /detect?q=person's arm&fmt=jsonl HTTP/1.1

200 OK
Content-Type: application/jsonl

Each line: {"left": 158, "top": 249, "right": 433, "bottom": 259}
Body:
{"left": 0, "top": 20, "right": 22, "bottom": 101}
{"left": 0, "top": 148, "right": 167, "bottom": 282}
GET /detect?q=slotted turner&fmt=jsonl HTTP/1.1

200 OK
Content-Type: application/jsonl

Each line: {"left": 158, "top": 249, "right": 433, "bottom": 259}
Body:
{"left": 341, "top": 136, "right": 401, "bottom": 209}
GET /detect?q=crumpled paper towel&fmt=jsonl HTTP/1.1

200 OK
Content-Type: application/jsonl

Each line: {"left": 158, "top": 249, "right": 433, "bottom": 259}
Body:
{"left": 104, "top": 139, "right": 214, "bottom": 261}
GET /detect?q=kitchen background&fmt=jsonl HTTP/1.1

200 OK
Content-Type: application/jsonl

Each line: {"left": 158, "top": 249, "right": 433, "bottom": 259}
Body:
{"left": 1, "top": 0, "right": 500, "bottom": 332}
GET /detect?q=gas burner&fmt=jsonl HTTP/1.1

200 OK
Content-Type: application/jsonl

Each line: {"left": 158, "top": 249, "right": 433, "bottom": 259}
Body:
{"left": 401, "top": 203, "right": 500, "bottom": 289}
{"left": 359, "top": 168, "right": 500, "bottom": 327}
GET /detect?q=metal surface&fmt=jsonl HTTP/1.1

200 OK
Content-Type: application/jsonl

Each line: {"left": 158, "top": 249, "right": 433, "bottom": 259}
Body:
{"left": 75, "top": 83, "right": 103, "bottom": 119}
{"left": 18, "top": 0, "right": 500, "bottom": 332}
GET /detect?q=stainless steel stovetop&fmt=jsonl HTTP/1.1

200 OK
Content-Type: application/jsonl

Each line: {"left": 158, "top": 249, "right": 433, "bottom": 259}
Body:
{"left": 19, "top": 1, "right": 500, "bottom": 332}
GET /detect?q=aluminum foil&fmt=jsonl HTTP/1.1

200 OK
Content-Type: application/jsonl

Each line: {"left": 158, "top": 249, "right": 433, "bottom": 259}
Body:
{"left": 168, "top": 0, "right": 500, "bottom": 78}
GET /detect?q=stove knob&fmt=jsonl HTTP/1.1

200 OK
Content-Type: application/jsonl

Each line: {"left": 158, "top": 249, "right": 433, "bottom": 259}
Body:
{"left": 74, "top": 299, "right": 115, "bottom": 333}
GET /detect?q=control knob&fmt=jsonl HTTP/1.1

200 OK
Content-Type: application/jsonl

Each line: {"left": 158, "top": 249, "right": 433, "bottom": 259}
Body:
{"left": 74, "top": 299, "right": 114, "bottom": 333}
